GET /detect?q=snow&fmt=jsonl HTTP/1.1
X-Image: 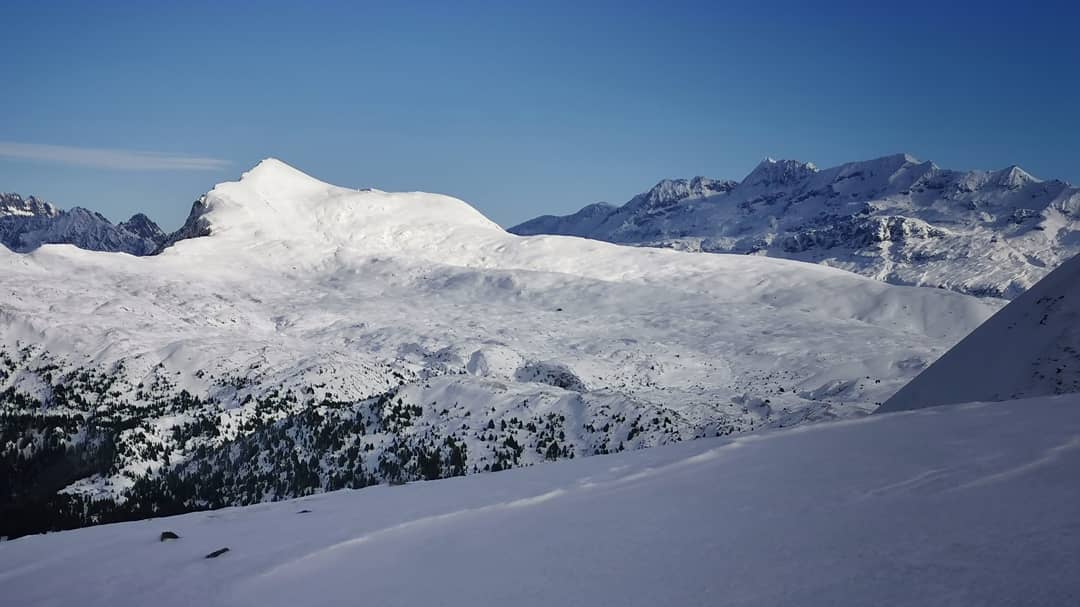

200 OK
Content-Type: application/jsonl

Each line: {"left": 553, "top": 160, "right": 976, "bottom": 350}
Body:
{"left": 509, "top": 153, "right": 1080, "bottom": 299}
{"left": 3, "top": 394, "right": 1079, "bottom": 606}
{"left": 0, "top": 159, "right": 999, "bottom": 506}
{"left": 880, "top": 250, "right": 1080, "bottom": 412}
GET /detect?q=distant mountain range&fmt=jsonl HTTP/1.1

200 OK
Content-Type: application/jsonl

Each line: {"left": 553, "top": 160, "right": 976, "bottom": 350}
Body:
{"left": 510, "top": 154, "right": 1080, "bottom": 299}
{"left": 0, "top": 193, "right": 167, "bottom": 255}
{"left": 7, "top": 154, "right": 1080, "bottom": 298}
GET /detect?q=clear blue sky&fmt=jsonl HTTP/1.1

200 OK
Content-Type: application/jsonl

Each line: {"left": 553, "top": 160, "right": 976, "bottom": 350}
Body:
{"left": 2, "top": 0, "right": 1078, "bottom": 230}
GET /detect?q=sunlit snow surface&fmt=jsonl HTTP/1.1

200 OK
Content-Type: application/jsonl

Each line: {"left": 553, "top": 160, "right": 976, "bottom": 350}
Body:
{"left": 3, "top": 395, "right": 1078, "bottom": 606}
{"left": 0, "top": 159, "right": 997, "bottom": 502}
{"left": 0, "top": 159, "right": 995, "bottom": 414}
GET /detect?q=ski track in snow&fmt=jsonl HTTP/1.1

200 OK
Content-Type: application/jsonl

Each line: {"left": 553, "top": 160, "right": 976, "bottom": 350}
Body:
{"left": 956, "top": 434, "right": 1080, "bottom": 490}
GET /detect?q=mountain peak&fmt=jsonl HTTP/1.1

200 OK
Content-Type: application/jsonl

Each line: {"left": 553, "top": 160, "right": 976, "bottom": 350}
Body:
{"left": 634, "top": 177, "right": 736, "bottom": 210}
{"left": 159, "top": 159, "right": 503, "bottom": 260}
{"left": 246, "top": 157, "right": 310, "bottom": 178}
{"left": 993, "top": 165, "right": 1039, "bottom": 188}
{"left": 119, "top": 213, "right": 166, "bottom": 241}
{"left": 237, "top": 157, "right": 338, "bottom": 196}
{"left": 743, "top": 157, "right": 818, "bottom": 186}
{"left": 0, "top": 193, "right": 59, "bottom": 218}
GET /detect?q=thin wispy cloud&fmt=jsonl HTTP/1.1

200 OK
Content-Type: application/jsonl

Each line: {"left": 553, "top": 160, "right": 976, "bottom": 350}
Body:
{"left": 0, "top": 141, "right": 229, "bottom": 171}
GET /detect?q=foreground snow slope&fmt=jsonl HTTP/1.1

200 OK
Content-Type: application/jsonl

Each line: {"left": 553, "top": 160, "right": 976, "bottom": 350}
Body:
{"left": 881, "top": 252, "right": 1080, "bottom": 412}
{"left": 3, "top": 394, "right": 1079, "bottom": 607}
{"left": 0, "top": 159, "right": 997, "bottom": 533}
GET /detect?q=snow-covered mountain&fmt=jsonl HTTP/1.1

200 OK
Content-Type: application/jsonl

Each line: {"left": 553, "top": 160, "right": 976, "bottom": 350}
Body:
{"left": 510, "top": 154, "right": 1080, "bottom": 299}
{"left": 0, "top": 192, "right": 166, "bottom": 255}
{"left": 880, "top": 251, "right": 1080, "bottom": 412}
{"left": 4, "top": 393, "right": 1079, "bottom": 606}
{"left": 0, "top": 159, "right": 998, "bottom": 537}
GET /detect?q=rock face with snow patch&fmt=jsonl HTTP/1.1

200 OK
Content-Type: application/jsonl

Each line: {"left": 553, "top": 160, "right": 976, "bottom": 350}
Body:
{"left": 514, "top": 361, "right": 587, "bottom": 392}
{"left": 510, "top": 154, "right": 1080, "bottom": 299}
{"left": 0, "top": 192, "right": 166, "bottom": 255}
{"left": 153, "top": 195, "right": 211, "bottom": 253}
{"left": 879, "top": 252, "right": 1080, "bottom": 412}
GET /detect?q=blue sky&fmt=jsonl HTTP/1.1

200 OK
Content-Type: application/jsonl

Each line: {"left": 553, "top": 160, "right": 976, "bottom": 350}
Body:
{"left": 2, "top": 0, "right": 1077, "bottom": 230}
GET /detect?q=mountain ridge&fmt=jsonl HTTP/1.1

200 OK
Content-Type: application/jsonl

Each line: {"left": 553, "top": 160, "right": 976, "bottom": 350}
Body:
{"left": 9, "top": 153, "right": 1077, "bottom": 299}
{"left": 0, "top": 192, "right": 166, "bottom": 255}
{"left": 510, "top": 153, "right": 1080, "bottom": 298}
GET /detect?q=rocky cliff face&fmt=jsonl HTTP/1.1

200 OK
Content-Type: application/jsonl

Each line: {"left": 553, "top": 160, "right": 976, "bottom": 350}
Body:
{"left": 152, "top": 195, "right": 211, "bottom": 253}
{"left": 0, "top": 193, "right": 166, "bottom": 255}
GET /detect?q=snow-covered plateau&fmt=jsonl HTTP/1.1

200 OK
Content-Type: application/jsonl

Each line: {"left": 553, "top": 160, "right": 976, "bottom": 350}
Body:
{"left": 511, "top": 153, "right": 1080, "bottom": 299}
{"left": 0, "top": 159, "right": 999, "bottom": 537}
{"left": 3, "top": 394, "right": 1078, "bottom": 606}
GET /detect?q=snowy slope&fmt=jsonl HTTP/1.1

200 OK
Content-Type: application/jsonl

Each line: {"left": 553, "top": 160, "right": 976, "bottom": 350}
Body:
{"left": 0, "top": 159, "right": 998, "bottom": 535}
{"left": 880, "top": 252, "right": 1080, "bottom": 412}
{"left": 511, "top": 154, "right": 1080, "bottom": 298}
{"left": 3, "top": 394, "right": 1079, "bottom": 607}
{"left": 0, "top": 192, "right": 165, "bottom": 254}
